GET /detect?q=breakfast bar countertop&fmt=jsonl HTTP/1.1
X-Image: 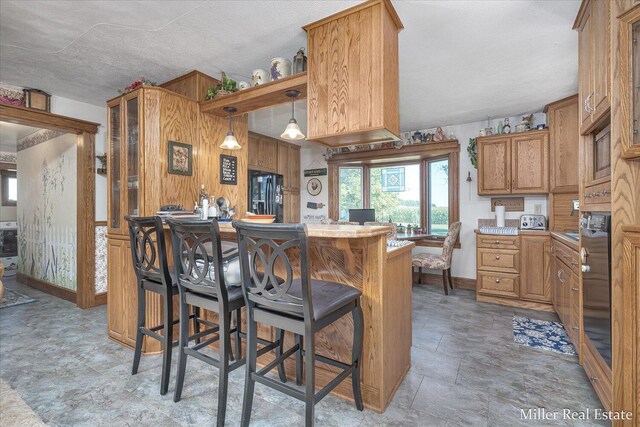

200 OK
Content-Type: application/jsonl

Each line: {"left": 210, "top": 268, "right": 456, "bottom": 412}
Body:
{"left": 217, "top": 221, "right": 393, "bottom": 238}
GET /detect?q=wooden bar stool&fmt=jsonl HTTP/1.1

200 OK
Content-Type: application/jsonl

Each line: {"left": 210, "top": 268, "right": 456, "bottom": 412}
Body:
{"left": 125, "top": 215, "right": 201, "bottom": 396}
{"left": 234, "top": 221, "right": 364, "bottom": 427}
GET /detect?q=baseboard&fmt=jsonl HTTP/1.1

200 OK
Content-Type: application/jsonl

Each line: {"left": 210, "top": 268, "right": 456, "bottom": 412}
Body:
{"left": 414, "top": 271, "right": 476, "bottom": 290}
{"left": 476, "top": 294, "right": 555, "bottom": 312}
{"left": 16, "top": 272, "right": 76, "bottom": 304}
{"left": 95, "top": 292, "right": 107, "bottom": 306}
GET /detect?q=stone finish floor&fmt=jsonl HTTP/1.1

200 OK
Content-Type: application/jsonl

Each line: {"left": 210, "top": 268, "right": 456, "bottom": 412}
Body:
{"left": 0, "top": 277, "right": 606, "bottom": 426}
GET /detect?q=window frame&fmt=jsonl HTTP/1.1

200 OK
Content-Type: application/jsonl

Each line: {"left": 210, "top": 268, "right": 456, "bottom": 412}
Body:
{"left": 329, "top": 141, "right": 460, "bottom": 247}
{"left": 337, "top": 166, "right": 364, "bottom": 221}
{"left": 1, "top": 169, "right": 17, "bottom": 207}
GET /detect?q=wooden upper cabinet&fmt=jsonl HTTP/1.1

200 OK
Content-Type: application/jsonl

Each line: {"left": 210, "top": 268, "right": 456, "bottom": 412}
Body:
{"left": 546, "top": 95, "right": 579, "bottom": 193}
{"left": 575, "top": 0, "right": 611, "bottom": 135}
{"left": 248, "top": 132, "right": 277, "bottom": 172}
{"left": 477, "top": 130, "right": 549, "bottom": 195}
{"left": 477, "top": 136, "right": 511, "bottom": 195}
{"left": 511, "top": 132, "right": 549, "bottom": 194}
{"left": 304, "top": 0, "right": 403, "bottom": 147}
{"left": 520, "top": 235, "right": 551, "bottom": 303}
{"left": 277, "top": 142, "right": 301, "bottom": 191}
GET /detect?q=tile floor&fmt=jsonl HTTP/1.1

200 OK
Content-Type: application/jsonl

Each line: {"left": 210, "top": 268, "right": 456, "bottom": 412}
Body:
{"left": 0, "top": 277, "right": 606, "bottom": 426}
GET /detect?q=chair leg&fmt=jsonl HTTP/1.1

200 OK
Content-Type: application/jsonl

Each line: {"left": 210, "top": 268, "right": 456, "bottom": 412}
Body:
{"left": 276, "top": 328, "right": 287, "bottom": 383}
{"left": 160, "top": 294, "right": 173, "bottom": 395}
{"left": 442, "top": 270, "right": 449, "bottom": 295}
{"left": 241, "top": 313, "right": 258, "bottom": 427}
{"left": 234, "top": 308, "right": 242, "bottom": 361}
{"left": 295, "top": 334, "right": 303, "bottom": 386}
{"left": 304, "top": 332, "right": 315, "bottom": 427}
{"left": 448, "top": 268, "right": 453, "bottom": 289}
{"left": 217, "top": 310, "right": 232, "bottom": 427}
{"left": 351, "top": 302, "right": 364, "bottom": 411}
{"left": 174, "top": 296, "right": 190, "bottom": 402}
{"left": 193, "top": 306, "right": 201, "bottom": 344}
{"left": 131, "top": 286, "right": 145, "bottom": 375}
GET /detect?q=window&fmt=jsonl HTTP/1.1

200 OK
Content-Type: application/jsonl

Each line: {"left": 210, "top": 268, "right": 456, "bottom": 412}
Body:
{"left": 331, "top": 144, "right": 459, "bottom": 245}
{"left": 338, "top": 167, "right": 363, "bottom": 220}
{"left": 1, "top": 170, "right": 17, "bottom": 206}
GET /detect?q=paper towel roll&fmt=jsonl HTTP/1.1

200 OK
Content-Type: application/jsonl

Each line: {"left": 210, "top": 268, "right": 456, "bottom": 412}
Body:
{"left": 495, "top": 205, "right": 506, "bottom": 228}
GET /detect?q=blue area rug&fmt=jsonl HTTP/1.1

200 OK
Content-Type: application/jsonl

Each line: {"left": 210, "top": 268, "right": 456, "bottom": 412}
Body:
{"left": 512, "top": 315, "right": 577, "bottom": 356}
{"left": 0, "top": 289, "right": 36, "bottom": 309}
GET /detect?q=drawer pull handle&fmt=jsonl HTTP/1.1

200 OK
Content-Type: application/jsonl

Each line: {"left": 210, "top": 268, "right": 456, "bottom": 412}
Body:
{"left": 573, "top": 326, "right": 579, "bottom": 331}
{"left": 495, "top": 279, "right": 501, "bottom": 283}
{"left": 590, "top": 376, "right": 598, "bottom": 382}
{"left": 571, "top": 261, "right": 579, "bottom": 267}
{"left": 495, "top": 255, "right": 501, "bottom": 260}
{"left": 572, "top": 287, "right": 579, "bottom": 292}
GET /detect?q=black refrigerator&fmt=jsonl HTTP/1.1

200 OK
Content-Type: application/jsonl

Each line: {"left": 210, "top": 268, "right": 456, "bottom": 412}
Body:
{"left": 248, "top": 170, "right": 284, "bottom": 223}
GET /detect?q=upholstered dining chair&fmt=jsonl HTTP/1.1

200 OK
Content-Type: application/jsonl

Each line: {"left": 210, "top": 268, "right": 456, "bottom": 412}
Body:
{"left": 411, "top": 222, "right": 462, "bottom": 295}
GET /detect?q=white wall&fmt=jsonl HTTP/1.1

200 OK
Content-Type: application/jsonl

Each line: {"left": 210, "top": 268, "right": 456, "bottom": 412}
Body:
{"left": 299, "top": 112, "right": 548, "bottom": 280}
{"left": 50, "top": 96, "right": 107, "bottom": 221}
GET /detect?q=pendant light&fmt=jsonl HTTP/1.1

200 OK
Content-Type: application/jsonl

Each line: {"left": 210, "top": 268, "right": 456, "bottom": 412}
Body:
{"left": 281, "top": 90, "right": 305, "bottom": 140}
{"left": 220, "top": 107, "right": 241, "bottom": 150}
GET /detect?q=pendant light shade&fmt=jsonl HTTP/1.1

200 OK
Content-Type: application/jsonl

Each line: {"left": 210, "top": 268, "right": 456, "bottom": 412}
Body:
{"left": 220, "top": 107, "right": 241, "bottom": 150}
{"left": 281, "top": 90, "right": 305, "bottom": 140}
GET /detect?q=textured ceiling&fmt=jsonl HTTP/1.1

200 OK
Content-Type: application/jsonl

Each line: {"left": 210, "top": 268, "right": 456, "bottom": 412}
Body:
{"left": 0, "top": 0, "right": 580, "bottom": 139}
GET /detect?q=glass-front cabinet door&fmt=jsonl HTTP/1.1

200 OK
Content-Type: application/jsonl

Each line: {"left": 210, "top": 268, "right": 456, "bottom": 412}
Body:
{"left": 124, "top": 94, "right": 140, "bottom": 217}
{"left": 620, "top": 6, "right": 640, "bottom": 158}
{"left": 107, "top": 100, "right": 122, "bottom": 232}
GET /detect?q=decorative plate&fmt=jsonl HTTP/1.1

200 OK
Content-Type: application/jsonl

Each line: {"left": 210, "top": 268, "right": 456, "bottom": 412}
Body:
{"left": 307, "top": 178, "right": 322, "bottom": 196}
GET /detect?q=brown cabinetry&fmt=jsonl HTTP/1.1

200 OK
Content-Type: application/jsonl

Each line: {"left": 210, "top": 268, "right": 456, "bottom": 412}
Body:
{"left": 545, "top": 95, "right": 580, "bottom": 193}
{"left": 550, "top": 235, "right": 581, "bottom": 355}
{"left": 277, "top": 142, "right": 301, "bottom": 191}
{"left": 304, "top": 0, "right": 403, "bottom": 147}
{"left": 581, "top": 125, "right": 611, "bottom": 208}
{"left": 248, "top": 132, "right": 278, "bottom": 172}
{"left": 475, "top": 232, "right": 551, "bottom": 309}
{"left": 575, "top": 0, "right": 611, "bottom": 135}
{"left": 477, "top": 130, "right": 549, "bottom": 195}
{"left": 520, "top": 235, "right": 551, "bottom": 302}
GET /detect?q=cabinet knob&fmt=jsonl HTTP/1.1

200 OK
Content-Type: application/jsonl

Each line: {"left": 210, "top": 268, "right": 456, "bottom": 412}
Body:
{"left": 590, "top": 376, "right": 598, "bottom": 382}
{"left": 573, "top": 326, "right": 579, "bottom": 331}
{"left": 495, "top": 278, "right": 501, "bottom": 283}
{"left": 495, "top": 240, "right": 500, "bottom": 244}
{"left": 495, "top": 255, "right": 501, "bottom": 260}
{"left": 572, "top": 287, "right": 579, "bottom": 292}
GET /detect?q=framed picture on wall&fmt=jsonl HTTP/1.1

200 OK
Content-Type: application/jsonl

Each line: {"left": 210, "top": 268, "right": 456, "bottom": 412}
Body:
{"left": 168, "top": 141, "right": 192, "bottom": 175}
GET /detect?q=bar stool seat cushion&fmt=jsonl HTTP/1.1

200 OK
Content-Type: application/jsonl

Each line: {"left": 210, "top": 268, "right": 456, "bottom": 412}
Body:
{"left": 411, "top": 253, "right": 448, "bottom": 269}
{"left": 185, "top": 272, "right": 283, "bottom": 301}
{"left": 285, "top": 279, "right": 362, "bottom": 321}
{"left": 141, "top": 271, "right": 179, "bottom": 293}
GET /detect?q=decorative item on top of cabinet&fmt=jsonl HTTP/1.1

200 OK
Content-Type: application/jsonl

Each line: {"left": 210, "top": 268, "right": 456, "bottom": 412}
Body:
{"left": 545, "top": 95, "right": 580, "bottom": 193}
{"left": 477, "top": 129, "right": 549, "bottom": 195}
{"left": 574, "top": 0, "right": 611, "bottom": 135}
{"left": 304, "top": 0, "right": 403, "bottom": 147}
{"left": 619, "top": 6, "right": 640, "bottom": 159}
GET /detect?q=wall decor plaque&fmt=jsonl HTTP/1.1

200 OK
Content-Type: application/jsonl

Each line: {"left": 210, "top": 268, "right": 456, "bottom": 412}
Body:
{"left": 168, "top": 141, "right": 192, "bottom": 175}
{"left": 304, "top": 168, "right": 327, "bottom": 177}
{"left": 491, "top": 197, "right": 525, "bottom": 212}
{"left": 307, "top": 178, "right": 322, "bottom": 196}
{"left": 220, "top": 154, "right": 237, "bottom": 185}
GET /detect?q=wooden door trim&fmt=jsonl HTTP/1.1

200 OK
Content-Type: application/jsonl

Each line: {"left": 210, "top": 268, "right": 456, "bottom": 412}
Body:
{"left": 0, "top": 104, "right": 100, "bottom": 309}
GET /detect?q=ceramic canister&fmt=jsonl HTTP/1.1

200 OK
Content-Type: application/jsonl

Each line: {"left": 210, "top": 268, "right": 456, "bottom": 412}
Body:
{"left": 238, "top": 81, "right": 250, "bottom": 90}
{"left": 269, "top": 57, "right": 291, "bottom": 81}
{"left": 251, "top": 69, "right": 269, "bottom": 86}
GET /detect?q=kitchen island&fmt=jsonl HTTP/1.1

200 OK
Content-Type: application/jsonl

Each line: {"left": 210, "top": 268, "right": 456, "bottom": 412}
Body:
{"left": 107, "top": 223, "right": 414, "bottom": 413}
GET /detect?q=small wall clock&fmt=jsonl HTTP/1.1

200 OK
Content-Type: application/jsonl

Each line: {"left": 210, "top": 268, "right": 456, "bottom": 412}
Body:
{"left": 307, "top": 178, "right": 322, "bottom": 196}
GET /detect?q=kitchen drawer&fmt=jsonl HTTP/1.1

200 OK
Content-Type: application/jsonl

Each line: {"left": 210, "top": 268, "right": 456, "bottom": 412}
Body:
{"left": 553, "top": 240, "right": 579, "bottom": 273}
{"left": 477, "top": 235, "right": 519, "bottom": 250}
{"left": 477, "top": 248, "right": 519, "bottom": 273}
{"left": 582, "top": 338, "right": 612, "bottom": 411}
{"left": 477, "top": 272, "right": 519, "bottom": 298}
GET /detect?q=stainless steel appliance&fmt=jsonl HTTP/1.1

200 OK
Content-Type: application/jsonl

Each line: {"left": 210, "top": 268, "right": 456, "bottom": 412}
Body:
{"left": 519, "top": 214, "right": 546, "bottom": 230}
{"left": 248, "top": 170, "right": 284, "bottom": 223}
{"left": 580, "top": 212, "right": 612, "bottom": 368}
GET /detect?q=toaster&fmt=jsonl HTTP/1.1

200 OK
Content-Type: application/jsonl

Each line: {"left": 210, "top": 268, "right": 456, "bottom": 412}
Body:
{"left": 520, "top": 214, "right": 547, "bottom": 230}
